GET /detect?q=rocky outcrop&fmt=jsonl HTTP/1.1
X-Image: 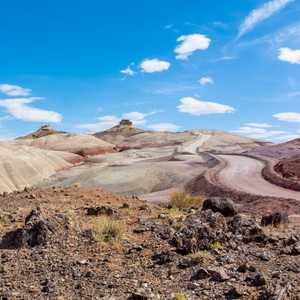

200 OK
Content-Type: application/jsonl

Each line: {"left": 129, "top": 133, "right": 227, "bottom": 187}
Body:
{"left": 170, "top": 210, "right": 267, "bottom": 254}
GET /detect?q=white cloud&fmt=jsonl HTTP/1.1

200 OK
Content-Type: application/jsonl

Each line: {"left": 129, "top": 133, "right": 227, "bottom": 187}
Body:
{"left": 199, "top": 77, "right": 214, "bottom": 85}
{"left": 0, "top": 97, "right": 62, "bottom": 123}
{"left": 237, "top": 0, "right": 294, "bottom": 39}
{"left": 175, "top": 34, "right": 211, "bottom": 60}
{"left": 74, "top": 120, "right": 118, "bottom": 132}
{"left": 147, "top": 123, "right": 180, "bottom": 132}
{"left": 140, "top": 59, "right": 170, "bottom": 73}
{"left": 232, "top": 126, "right": 287, "bottom": 139}
{"left": 0, "top": 84, "right": 31, "bottom": 96}
{"left": 275, "top": 134, "right": 299, "bottom": 141}
{"left": 75, "top": 110, "right": 162, "bottom": 132}
{"left": 120, "top": 66, "right": 136, "bottom": 76}
{"left": 177, "top": 97, "right": 235, "bottom": 115}
{"left": 278, "top": 47, "right": 300, "bottom": 64}
{"left": 245, "top": 122, "right": 273, "bottom": 128}
{"left": 273, "top": 112, "right": 300, "bottom": 122}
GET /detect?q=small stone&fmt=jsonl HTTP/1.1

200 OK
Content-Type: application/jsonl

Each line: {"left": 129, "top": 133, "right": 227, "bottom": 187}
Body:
{"left": 254, "top": 274, "right": 268, "bottom": 286}
{"left": 188, "top": 282, "right": 199, "bottom": 290}
{"left": 191, "top": 268, "right": 211, "bottom": 280}
{"left": 292, "top": 243, "right": 300, "bottom": 255}
{"left": 210, "top": 268, "right": 230, "bottom": 282}
{"left": 260, "top": 251, "right": 270, "bottom": 261}
{"left": 227, "top": 285, "right": 248, "bottom": 297}
{"left": 237, "top": 263, "right": 249, "bottom": 273}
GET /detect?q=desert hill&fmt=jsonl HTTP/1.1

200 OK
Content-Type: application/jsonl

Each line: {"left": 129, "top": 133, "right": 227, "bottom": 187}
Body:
{"left": 13, "top": 132, "right": 115, "bottom": 157}
{"left": 42, "top": 126, "right": 273, "bottom": 198}
{"left": 17, "top": 125, "right": 64, "bottom": 140}
{"left": 0, "top": 143, "right": 83, "bottom": 193}
{"left": 247, "top": 138, "right": 300, "bottom": 159}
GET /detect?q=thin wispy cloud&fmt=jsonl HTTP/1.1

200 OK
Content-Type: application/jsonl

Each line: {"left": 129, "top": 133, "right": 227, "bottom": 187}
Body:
{"left": 237, "top": 0, "right": 294, "bottom": 39}
{"left": 232, "top": 123, "right": 288, "bottom": 140}
{"left": 0, "top": 84, "right": 31, "bottom": 96}
{"left": 75, "top": 110, "right": 162, "bottom": 132}
{"left": 120, "top": 66, "right": 136, "bottom": 76}
{"left": 147, "top": 123, "right": 180, "bottom": 132}
{"left": 245, "top": 123, "right": 273, "bottom": 128}
{"left": 273, "top": 112, "right": 300, "bottom": 122}
{"left": 199, "top": 77, "right": 214, "bottom": 85}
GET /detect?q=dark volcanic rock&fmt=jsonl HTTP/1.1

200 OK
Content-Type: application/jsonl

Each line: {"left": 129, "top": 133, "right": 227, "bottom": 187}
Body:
{"left": 261, "top": 212, "right": 289, "bottom": 228}
{"left": 170, "top": 210, "right": 228, "bottom": 254}
{"left": 86, "top": 206, "right": 115, "bottom": 217}
{"left": 202, "top": 197, "right": 238, "bottom": 217}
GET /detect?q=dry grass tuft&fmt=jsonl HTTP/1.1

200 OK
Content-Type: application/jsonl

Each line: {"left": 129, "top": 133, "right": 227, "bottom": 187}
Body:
{"left": 89, "top": 216, "right": 125, "bottom": 246}
{"left": 187, "top": 251, "right": 212, "bottom": 265}
{"left": 169, "top": 191, "right": 203, "bottom": 209}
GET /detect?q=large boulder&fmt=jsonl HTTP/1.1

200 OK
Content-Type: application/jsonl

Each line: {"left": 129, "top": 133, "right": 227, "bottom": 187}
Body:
{"left": 202, "top": 197, "right": 238, "bottom": 217}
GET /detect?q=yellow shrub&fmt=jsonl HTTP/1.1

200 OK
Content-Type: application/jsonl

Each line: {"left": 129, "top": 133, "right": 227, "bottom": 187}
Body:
{"left": 169, "top": 191, "right": 203, "bottom": 209}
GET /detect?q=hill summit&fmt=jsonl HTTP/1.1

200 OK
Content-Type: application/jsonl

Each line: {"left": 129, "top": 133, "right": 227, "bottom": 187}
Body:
{"left": 17, "top": 125, "right": 64, "bottom": 140}
{"left": 104, "top": 119, "right": 144, "bottom": 134}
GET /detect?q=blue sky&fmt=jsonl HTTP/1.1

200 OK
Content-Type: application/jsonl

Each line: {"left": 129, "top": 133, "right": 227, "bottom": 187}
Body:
{"left": 0, "top": 0, "right": 300, "bottom": 142}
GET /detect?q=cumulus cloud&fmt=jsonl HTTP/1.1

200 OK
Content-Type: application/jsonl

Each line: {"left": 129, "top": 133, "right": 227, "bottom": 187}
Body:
{"left": 147, "top": 123, "right": 180, "bottom": 132}
{"left": 237, "top": 0, "right": 294, "bottom": 39}
{"left": 273, "top": 112, "right": 300, "bottom": 122}
{"left": 175, "top": 34, "right": 211, "bottom": 60}
{"left": 245, "top": 122, "right": 273, "bottom": 128}
{"left": 0, "top": 97, "right": 62, "bottom": 123}
{"left": 0, "top": 84, "right": 31, "bottom": 96}
{"left": 278, "top": 47, "right": 300, "bottom": 64}
{"left": 120, "top": 66, "right": 136, "bottom": 76}
{"left": 139, "top": 59, "right": 170, "bottom": 73}
{"left": 177, "top": 97, "right": 235, "bottom": 115}
{"left": 199, "top": 77, "right": 214, "bottom": 85}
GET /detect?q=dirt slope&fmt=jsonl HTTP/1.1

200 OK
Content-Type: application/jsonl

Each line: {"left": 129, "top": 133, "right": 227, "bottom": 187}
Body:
{"left": 0, "top": 143, "right": 82, "bottom": 193}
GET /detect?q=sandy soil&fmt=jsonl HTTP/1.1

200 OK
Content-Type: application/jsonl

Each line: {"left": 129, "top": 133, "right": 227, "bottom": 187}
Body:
{"left": 217, "top": 155, "right": 300, "bottom": 200}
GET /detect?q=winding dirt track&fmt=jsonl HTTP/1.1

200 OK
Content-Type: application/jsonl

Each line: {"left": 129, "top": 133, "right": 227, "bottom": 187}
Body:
{"left": 218, "top": 155, "right": 300, "bottom": 201}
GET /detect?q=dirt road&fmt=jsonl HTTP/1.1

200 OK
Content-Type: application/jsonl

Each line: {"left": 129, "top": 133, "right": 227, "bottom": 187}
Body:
{"left": 218, "top": 155, "right": 300, "bottom": 201}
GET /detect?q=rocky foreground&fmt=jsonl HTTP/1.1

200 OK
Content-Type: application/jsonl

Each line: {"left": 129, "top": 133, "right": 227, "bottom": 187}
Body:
{"left": 0, "top": 187, "right": 300, "bottom": 300}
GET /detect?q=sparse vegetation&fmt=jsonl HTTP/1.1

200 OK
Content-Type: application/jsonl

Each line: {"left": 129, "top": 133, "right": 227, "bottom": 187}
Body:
{"left": 211, "top": 241, "right": 222, "bottom": 249}
{"left": 261, "top": 224, "right": 289, "bottom": 239}
{"left": 169, "top": 191, "right": 203, "bottom": 209}
{"left": 173, "top": 293, "right": 188, "bottom": 300}
{"left": 187, "top": 250, "right": 212, "bottom": 264}
{"left": 152, "top": 208, "right": 181, "bottom": 219}
{"left": 89, "top": 216, "right": 125, "bottom": 246}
